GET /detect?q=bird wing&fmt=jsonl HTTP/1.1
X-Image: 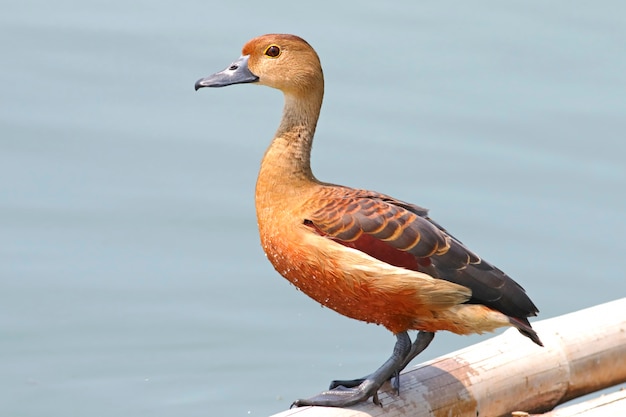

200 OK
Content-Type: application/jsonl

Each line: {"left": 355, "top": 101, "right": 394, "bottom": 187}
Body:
{"left": 305, "top": 186, "right": 539, "bottom": 321}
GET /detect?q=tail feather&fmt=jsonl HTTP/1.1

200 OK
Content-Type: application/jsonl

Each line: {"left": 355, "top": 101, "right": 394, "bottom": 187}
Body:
{"left": 509, "top": 317, "right": 543, "bottom": 347}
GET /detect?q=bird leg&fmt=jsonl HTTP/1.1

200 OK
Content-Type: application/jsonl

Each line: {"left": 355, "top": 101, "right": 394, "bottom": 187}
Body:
{"left": 292, "top": 331, "right": 434, "bottom": 408}
{"left": 390, "top": 331, "right": 434, "bottom": 392}
{"left": 327, "top": 331, "right": 435, "bottom": 394}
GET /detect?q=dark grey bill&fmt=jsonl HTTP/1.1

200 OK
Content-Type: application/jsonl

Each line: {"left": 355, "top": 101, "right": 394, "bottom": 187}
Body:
{"left": 195, "top": 55, "right": 259, "bottom": 90}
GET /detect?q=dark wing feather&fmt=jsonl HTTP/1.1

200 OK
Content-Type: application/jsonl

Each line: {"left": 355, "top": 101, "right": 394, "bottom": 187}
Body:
{"left": 306, "top": 187, "right": 539, "bottom": 321}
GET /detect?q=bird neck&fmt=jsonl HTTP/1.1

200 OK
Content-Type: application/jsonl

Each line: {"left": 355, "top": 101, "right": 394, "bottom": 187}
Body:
{"left": 257, "top": 88, "right": 324, "bottom": 194}
{"left": 255, "top": 87, "right": 324, "bottom": 232}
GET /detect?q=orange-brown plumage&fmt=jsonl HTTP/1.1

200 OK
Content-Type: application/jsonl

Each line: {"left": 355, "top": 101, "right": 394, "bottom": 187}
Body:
{"left": 195, "top": 33, "right": 542, "bottom": 407}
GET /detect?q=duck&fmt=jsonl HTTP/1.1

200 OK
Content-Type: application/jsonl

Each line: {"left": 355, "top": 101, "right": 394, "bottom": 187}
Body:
{"left": 195, "top": 34, "right": 542, "bottom": 408}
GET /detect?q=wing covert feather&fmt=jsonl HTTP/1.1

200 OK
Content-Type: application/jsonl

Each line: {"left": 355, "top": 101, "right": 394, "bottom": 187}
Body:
{"left": 305, "top": 187, "right": 539, "bottom": 320}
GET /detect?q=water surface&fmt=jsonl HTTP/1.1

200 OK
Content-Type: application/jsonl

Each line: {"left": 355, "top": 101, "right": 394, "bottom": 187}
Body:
{"left": 2, "top": 1, "right": 625, "bottom": 416}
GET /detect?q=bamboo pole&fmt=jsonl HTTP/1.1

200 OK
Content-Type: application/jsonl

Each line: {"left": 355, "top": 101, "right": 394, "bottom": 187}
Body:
{"left": 270, "top": 298, "right": 626, "bottom": 417}
{"left": 531, "top": 388, "right": 626, "bottom": 417}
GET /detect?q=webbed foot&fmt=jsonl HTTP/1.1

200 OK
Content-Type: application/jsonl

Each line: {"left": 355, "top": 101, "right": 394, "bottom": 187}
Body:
{"left": 291, "top": 331, "right": 435, "bottom": 407}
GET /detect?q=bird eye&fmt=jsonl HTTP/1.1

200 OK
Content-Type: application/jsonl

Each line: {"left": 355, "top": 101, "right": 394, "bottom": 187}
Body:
{"left": 264, "top": 45, "right": 281, "bottom": 58}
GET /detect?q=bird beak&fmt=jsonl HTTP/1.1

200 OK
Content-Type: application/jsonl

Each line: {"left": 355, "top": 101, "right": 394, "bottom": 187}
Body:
{"left": 195, "top": 55, "right": 259, "bottom": 90}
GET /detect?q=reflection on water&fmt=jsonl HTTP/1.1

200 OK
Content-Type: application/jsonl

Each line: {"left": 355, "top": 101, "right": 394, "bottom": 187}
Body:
{"left": 1, "top": 1, "right": 625, "bottom": 416}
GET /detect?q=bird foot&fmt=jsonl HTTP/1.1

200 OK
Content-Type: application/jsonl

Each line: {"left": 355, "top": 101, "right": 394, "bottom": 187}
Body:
{"left": 329, "top": 371, "right": 400, "bottom": 394}
{"left": 291, "top": 380, "right": 383, "bottom": 408}
{"left": 291, "top": 332, "right": 434, "bottom": 408}
{"left": 329, "top": 377, "right": 365, "bottom": 389}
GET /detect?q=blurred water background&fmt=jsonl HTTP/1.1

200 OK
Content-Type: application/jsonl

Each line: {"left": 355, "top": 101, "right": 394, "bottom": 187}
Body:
{"left": 2, "top": 1, "right": 625, "bottom": 416}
